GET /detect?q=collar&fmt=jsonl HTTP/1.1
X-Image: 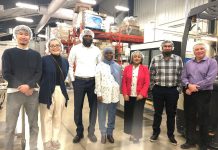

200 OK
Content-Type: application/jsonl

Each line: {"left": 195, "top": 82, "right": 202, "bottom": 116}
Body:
{"left": 192, "top": 56, "right": 208, "bottom": 62}
{"left": 160, "top": 54, "right": 174, "bottom": 60}
{"left": 17, "top": 46, "right": 29, "bottom": 50}
{"left": 81, "top": 43, "right": 94, "bottom": 48}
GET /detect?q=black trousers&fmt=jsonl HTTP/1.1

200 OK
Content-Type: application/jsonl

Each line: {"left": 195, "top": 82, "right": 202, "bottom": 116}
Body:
{"left": 184, "top": 90, "right": 211, "bottom": 146}
{"left": 73, "top": 78, "right": 97, "bottom": 136}
{"left": 152, "top": 85, "right": 179, "bottom": 137}
{"left": 124, "top": 97, "right": 145, "bottom": 139}
{"left": 209, "top": 90, "right": 218, "bottom": 132}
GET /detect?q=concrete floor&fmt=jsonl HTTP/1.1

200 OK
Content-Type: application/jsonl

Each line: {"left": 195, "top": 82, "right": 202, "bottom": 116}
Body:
{"left": 0, "top": 90, "right": 198, "bottom": 150}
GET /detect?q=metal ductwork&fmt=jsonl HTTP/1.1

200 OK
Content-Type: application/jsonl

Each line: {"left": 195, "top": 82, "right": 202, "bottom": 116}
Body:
{"left": 39, "top": 7, "right": 74, "bottom": 20}
{"left": 35, "top": 0, "right": 67, "bottom": 34}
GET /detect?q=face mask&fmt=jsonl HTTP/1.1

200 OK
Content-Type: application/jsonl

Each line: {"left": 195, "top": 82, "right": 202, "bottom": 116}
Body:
{"left": 162, "top": 51, "right": 172, "bottom": 57}
{"left": 82, "top": 37, "right": 93, "bottom": 47}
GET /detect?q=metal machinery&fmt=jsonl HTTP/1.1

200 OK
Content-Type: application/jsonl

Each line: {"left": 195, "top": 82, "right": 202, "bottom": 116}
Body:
{"left": 181, "top": 1, "right": 218, "bottom": 149}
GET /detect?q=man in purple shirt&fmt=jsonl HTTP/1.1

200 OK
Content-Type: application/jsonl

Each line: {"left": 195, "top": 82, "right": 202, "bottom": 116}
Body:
{"left": 181, "top": 43, "right": 217, "bottom": 150}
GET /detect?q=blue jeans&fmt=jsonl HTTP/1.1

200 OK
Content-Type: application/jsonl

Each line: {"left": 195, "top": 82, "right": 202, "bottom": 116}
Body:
{"left": 97, "top": 102, "right": 117, "bottom": 136}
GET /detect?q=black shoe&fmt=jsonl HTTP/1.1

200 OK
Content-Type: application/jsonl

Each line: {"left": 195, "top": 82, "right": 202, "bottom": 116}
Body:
{"left": 199, "top": 145, "right": 207, "bottom": 150}
{"left": 101, "top": 135, "right": 106, "bottom": 144}
{"left": 73, "top": 135, "right": 84, "bottom": 143}
{"left": 88, "top": 134, "right": 97, "bottom": 143}
{"left": 169, "top": 136, "right": 177, "bottom": 146}
{"left": 180, "top": 142, "right": 196, "bottom": 149}
{"left": 150, "top": 134, "right": 159, "bottom": 142}
{"left": 107, "top": 135, "right": 114, "bottom": 143}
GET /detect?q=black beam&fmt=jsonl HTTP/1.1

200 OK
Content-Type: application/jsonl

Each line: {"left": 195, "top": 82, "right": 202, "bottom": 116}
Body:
{"left": 128, "top": 0, "right": 134, "bottom": 16}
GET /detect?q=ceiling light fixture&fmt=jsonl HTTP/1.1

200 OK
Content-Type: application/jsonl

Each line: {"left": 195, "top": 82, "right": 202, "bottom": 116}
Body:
{"left": 16, "top": 2, "right": 39, "bottom": 10}
{"left": 80, "top": 0, "right": 97, "bottom": 5}
{"left": 115, "top": 5, "right": 129, "bottom": 12}
{"left": 15, "top": 17, "right": 34, "bottom": 23}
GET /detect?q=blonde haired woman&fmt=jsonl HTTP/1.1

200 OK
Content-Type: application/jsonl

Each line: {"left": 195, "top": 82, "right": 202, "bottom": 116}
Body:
{"left": 39, "top": 38, "right": 69, "bottom": 150}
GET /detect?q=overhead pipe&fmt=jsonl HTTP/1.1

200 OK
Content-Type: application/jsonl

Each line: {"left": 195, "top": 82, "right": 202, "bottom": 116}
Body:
{"left": 35, "top": 0, "right": 67, "bottom": 34}
{"left": 39, "top": 7, "right": 74, "bottom": 20}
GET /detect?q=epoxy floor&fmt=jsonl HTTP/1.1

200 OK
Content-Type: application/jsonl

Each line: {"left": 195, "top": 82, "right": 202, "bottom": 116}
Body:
{"left": 0, "top": 90, "right": 198, "bottom": 150}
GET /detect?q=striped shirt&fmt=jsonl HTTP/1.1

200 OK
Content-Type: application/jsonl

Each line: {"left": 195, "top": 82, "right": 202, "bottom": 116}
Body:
{"left": 149, "top": 54, "right": 183, "bottom": 88}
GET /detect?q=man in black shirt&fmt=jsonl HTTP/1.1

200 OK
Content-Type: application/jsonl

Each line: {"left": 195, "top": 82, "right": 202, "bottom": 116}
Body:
{"left": 2, "top": 25, "right": 42, "bottom": 150}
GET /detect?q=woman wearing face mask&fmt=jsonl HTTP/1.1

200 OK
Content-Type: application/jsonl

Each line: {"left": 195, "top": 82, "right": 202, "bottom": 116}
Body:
{"left": 95, "top": 47, "right": 122, "bottom": 144}
{"left": 122, "top": 51, "right": 150, "bottom": 143}
{"left": 39, "top": 38, "right": 69, "bottom": 150}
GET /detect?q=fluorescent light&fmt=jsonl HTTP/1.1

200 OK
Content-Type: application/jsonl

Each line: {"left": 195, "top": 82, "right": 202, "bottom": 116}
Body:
{"left": 56, "top": 21, "right": 67, "bottom": 26}
{"left": 37, "top": 34, "right": 47, "bottom": 39}
{"left": 115, "top": 5, "right": 129, "bottom": 12}
{"left": 80, "top": 0, "right": 96, "bottom": 5}
{"left": 15, "top": 17, "right": 33, "bottom": 23}
{"left": 16, "top": 2, "right": 39, "bottom": 10}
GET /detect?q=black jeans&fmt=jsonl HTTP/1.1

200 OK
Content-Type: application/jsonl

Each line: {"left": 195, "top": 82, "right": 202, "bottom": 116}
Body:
{"left": 73, "top": 78, "right": 97, "bottom": 136}
{"left": 152, "top": 85, "right": 179, "bottom": 137}
{"left": 184, "top": 90, "right": 211, "bottom": 146}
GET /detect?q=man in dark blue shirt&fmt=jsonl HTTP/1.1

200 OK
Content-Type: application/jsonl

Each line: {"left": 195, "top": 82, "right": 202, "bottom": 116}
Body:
{"left": 2, "top": 25, "right": 42, "bottom": 150}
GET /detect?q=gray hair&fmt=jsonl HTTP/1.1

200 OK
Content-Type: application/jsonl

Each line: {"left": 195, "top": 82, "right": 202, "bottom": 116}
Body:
{"left": 130, "top": 50, "right": 144, "bottom": 64}
{"left": 13, "top": 25, "right": 33, "bottom": 40}
{"left": 193, "top": 43, "right": 207, "bottom": 51}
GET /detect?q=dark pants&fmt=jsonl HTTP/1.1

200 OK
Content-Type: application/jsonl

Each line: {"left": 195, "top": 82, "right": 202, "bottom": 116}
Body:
{"left": 209, "top": 90, "right": 218, "bottom": 132}
{"left": 73, "top": 78, "right": 97, "bottom": 136}
{"left": 152, "top": 85, "right": 179, "bottom": 137}
{"left": 184, "top": 90, "right": 211, "bottom": 146}
{"left": 124, "top": 97, "right": 145, "bottom": 139}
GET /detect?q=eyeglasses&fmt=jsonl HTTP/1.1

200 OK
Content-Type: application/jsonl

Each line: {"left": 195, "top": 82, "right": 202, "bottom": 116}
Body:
{"left": 49, "top": 45, "right": 60, "bottom": 48}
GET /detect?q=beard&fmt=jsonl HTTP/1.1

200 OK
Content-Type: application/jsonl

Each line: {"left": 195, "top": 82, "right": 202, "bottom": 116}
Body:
{"left": 162, "top": 51, "right": 172, "bottom": 57}
{"left": 82, "top": 38, "right": 93, "bottom": 47}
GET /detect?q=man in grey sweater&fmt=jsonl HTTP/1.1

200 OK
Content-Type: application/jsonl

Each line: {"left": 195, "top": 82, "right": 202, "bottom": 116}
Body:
{"left": 2, "top": 25, "right": 42, "bottom": 150}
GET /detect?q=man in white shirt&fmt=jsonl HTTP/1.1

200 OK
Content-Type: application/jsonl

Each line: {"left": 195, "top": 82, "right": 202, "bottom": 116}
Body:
{"left": 68, "top": 29, "right": 101, "bottom": 143}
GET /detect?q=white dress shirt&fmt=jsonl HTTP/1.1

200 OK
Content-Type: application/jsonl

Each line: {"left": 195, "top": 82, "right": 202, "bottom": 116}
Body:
{"left": 95, "top": 62, "right": 120, "bottom": 103}
{"left": 68, "top": 43, "right": 101, "bottom": 81}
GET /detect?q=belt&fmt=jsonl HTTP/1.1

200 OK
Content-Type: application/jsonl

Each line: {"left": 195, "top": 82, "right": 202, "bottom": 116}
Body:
{"left": 75, "top": 76, "right": 95, "bottom": 81}
{"left": 155, "top": 85, "right": 177, "bottom": 88}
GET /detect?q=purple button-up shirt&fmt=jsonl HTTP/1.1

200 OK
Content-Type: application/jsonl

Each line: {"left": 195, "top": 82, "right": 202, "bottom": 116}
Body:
{"left": 181, "top": 56, "right": 218, "bottom": 90}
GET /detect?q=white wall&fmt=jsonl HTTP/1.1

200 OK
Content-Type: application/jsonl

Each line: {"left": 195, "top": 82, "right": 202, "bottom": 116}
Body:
{"left": 134, "top": 0, "right": 209, "bottom": 42}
